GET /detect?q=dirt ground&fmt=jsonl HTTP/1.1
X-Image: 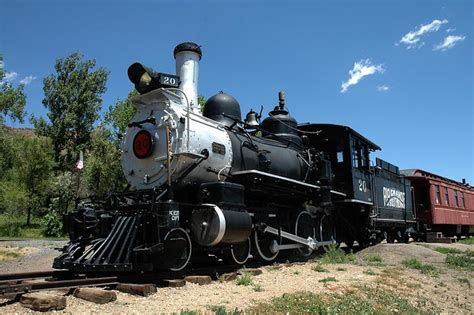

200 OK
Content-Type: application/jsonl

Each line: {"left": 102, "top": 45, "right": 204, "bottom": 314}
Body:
{"left": 0, "top": 241, "right": 472, "bottom": 314}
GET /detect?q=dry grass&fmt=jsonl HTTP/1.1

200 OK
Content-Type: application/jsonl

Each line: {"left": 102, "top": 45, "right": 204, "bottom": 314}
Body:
{"left": 0, "top": 246, "right": 21, "bottom": 262}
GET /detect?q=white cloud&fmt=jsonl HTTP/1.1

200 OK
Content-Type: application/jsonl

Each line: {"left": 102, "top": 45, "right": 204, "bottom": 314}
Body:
{"left": 1, "top": 71, "right": 18, "bottom": 82}
{"left": 341, "top": 59, "right": 384, "bottom": 93}
{"left": 399, "top": 19, "right": 448, "bottom": 49}
{"left": 377, "top": 85, "right": 389, "bottom": 92}
{"left": 433, "top": 35, "right": 466, "bottom": 51}
{"left": 19, "top": 75, "right": 37, "bottom": 85}
{"left": 446, "top": 28, "right": 456, "bottom": 33}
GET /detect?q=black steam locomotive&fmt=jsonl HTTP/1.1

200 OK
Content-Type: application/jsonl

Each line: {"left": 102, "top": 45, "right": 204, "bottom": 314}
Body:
{"left": 53, "top": 42, "right": 415, "bottom": 272}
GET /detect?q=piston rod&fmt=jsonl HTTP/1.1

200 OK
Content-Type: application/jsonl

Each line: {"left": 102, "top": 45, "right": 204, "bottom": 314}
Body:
{"left": 263, "top": 226, "right": 336, "bottom": 250}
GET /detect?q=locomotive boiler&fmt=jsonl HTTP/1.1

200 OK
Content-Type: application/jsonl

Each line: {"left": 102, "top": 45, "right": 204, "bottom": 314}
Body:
{"left": 54, "top": 42, "right": 416, "bottom": 273}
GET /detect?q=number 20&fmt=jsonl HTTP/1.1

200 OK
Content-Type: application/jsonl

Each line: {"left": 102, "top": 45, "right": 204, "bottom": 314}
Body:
{"left": 163, "top": 77, "right": 176, "bottom": 85}
{"left": 358, "top": 179, "right": 367, "bottom": 192}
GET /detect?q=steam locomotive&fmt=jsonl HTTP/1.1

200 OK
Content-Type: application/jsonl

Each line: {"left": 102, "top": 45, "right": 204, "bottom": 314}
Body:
{"left": 53, "top": 42, "right": 417, "bottom": 272}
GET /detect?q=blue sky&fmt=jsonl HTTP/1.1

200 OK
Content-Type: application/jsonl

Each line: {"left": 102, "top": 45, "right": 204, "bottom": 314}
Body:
{"left": 1, "top": 0, "right": 473, "bottom": 182}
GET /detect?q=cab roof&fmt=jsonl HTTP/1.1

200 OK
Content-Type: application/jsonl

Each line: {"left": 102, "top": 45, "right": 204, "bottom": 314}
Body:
{"left": 298, "top": 123, "right": 381, "bottom": 151}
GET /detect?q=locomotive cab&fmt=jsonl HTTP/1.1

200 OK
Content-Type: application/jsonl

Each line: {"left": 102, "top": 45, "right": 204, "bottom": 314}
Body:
{"left": 298, "top": 123, "right": 380, "bottom": 202}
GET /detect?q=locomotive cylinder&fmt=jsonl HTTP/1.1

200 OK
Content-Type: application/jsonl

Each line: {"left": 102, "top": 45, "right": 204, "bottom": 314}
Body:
{"left": 190, "top": 205, "right": 252, "bottom": 246}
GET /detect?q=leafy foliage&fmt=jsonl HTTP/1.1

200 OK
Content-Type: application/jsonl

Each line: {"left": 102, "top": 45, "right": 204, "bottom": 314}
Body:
{"left": 0, "top": 54, "right": 26, "bottom": 124}
{"left": 31, "top": 52, "right": 108, "bottom": 171}
{"left": 16, "top": 136, "right": 55, "bottom": 224}
{"left": 104, "top": 90, "right": 138, "bottom": 136}
{"left": 198, "top": 95, "right": 206, "bottom": 112}
{"left": 42, "top": 199, "right": 64, "bottom": 237}
{"left": 83, "top": 127, "right": 127, "bottom": 194}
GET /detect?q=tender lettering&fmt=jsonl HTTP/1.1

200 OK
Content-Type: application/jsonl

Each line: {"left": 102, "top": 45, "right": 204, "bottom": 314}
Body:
{"left": 383, "top": 187, "right": 405, "bottom": 209}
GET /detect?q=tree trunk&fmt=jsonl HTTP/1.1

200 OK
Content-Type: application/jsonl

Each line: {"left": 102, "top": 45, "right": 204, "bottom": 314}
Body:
{"left": 26, "top": 206, "right": 31, "bottom": 226}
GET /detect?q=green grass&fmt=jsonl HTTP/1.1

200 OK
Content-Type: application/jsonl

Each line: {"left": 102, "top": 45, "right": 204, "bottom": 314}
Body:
{"left": 207, "top": 305, "right": 241, "bottom": 315}
{"left": 445, "top": 253, "right": 474, "bottom": 271}
{"left": 0, "top": 214, "right": 66, "bottom": 240}
{"left": 251, "top": 287, "right": 438, "bottom": 314}
{"left": 364, "top": 254, "right": 385, "bottom": 266}
{"left": 235, "top": 273, "right": 253, "bottom": 286}
{"left": 433, "top": 247, "right": 463, "bottom": 254}
{"left": 253, "top": 284, "right": 264, "bottom": 292}
{"left": 311, "top": 264, "right": 328, "bottom": 272}
{"left": 402, "top": 258, "right": 439, "bottom": 276}
{"left": 320, "top": 244, "right": 355, "bottom": 264}
{"left": 319, "top": 277, "right": 337, "bottom": 283}
{"left": 459, "top": 237, "right": 474, "bottom": 245}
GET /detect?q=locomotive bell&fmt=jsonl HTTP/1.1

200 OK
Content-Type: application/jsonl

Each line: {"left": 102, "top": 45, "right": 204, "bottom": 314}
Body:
{"left": 245, "top": 109, "right": 260, "bottom": 128}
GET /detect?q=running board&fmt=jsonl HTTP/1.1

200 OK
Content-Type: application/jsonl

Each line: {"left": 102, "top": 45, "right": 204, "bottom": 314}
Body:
{"left": 263, "top": 226, "right": 336, "bottom": 250}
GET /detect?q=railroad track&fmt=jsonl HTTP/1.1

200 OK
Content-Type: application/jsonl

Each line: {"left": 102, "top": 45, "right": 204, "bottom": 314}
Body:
{"left": 0, "top": 262, "right": 264, "bottom": 297}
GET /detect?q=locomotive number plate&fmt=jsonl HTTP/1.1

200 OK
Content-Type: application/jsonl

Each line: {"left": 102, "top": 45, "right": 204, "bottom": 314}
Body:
{"left": 159, "top": 73, "right": 180, "bottom": 88}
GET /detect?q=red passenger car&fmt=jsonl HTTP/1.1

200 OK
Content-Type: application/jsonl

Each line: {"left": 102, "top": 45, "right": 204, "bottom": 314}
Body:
{"left": 402, "top": 169, "right": 474, "bottom": 236}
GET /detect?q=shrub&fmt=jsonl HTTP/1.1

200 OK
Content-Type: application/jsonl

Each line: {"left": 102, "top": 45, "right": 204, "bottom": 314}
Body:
{"left": 321, "top": 245, "right": 355, "bottom": 264}
{"left": 42, "top": 198, "right": 64, "bottom": 237}
{"left": 0, "top": 180, "right": 28, "bottom": 216}
{"left": 0, "top": 215, "right": 23, "bottom": 237}
{"left": 235, "top": 273, "right": 253, "bottom": 286}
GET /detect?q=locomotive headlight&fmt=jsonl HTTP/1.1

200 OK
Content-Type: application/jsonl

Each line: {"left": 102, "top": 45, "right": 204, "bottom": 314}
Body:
{"left": 133, "top": 130, "right": 154, "bottom": 159}
{"left": 128, "top": 63, "right": 160, "bottom": 94}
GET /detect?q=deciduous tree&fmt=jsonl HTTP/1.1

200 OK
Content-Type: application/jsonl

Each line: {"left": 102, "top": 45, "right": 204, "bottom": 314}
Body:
{"left": 31, "top": 52, "right": 109, "bottom": 171}
{"left": 0, "top": 54, "right": 26, "bottom": 124}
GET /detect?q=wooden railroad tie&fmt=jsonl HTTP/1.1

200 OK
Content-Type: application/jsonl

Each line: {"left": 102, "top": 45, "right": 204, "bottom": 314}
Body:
{"left": 115, "top": 283, "right": 157, "bottom": 297}
{"left": 162, "top": 279, "right": 186, "bottom": 287}
{"left": 73, "top": 287, "right": 117, "bottom": 304}
{"left": 238, "top": 268, "right": 263, "bottom": 276}
{"left": 219, "top": 272, "right": 238, "bottom": 282}
{"left": 183, "top": 275, "right": 212, "bottom": 285}
{"left": 20, "top": 293, "right": 66, "bottom": 312}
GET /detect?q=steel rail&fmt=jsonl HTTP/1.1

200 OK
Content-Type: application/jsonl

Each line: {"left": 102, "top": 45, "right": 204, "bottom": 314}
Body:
{"left": 0, "top": 276, "right": 119, "bottom": 296}
{"left": 0, "top": 256, "right": 309, "bottom": 297}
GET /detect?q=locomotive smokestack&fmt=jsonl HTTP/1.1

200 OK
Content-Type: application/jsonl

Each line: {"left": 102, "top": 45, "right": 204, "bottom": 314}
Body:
{"left": 174, "top": 42, "right": 202, "bottom": 112}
